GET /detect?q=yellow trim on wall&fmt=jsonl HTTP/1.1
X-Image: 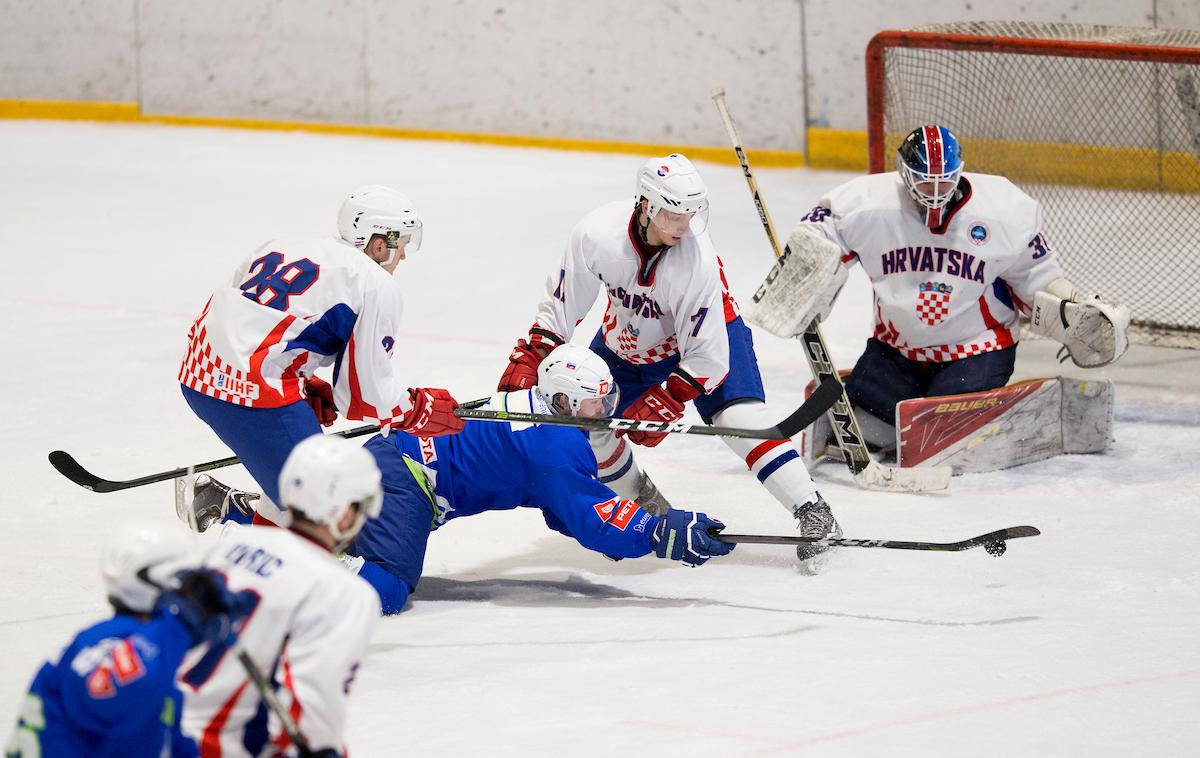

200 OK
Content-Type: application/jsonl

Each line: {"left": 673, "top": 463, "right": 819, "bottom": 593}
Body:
{"left": 806, "top": 128, "right": 869, "bottom": 171}
{"left": 0, "top": 99, "right": 140, "bottom": 121}
{"left": 0, "top": 98, "right": 808, "bottom": 168}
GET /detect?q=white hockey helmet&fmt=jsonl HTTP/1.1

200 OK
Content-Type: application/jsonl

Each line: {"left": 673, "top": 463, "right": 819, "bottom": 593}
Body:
{"left": 337, "top": 185, "right": 423, "bottom": 266}
{"left": 101, "top": 521, "right": 197, "bottom": 614}
{"left": 278, "top": 434, "right": 383, "bottom": 546}
{"left": 635, "top": 153, "right": 710, "bottom": 237}
{"left": 536, "top": 343, "right": 620, "bottom": 418}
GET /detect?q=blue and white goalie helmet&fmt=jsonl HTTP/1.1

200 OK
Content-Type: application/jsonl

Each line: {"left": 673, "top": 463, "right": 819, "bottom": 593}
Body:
{"left": 101, "top": 521, "right": 196, "bottom": 613}
{"left": 279, "top": 435, "right": 383, "bottom": 545}
{"left": 636, "top": 153, "right": 710, "bottom": 236}
{"left": 536, "top": 344, "right": 620, "bottom": 418}
{"left": 896, "top": 125, "right": 964, "bottom": 211}
{"left": 337, "top": 185, "right": 423, "bottom": 263}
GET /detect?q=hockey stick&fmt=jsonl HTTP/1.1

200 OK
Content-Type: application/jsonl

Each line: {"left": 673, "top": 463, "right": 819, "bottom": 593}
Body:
{"left": 457, "top": 375, "right": 840, "bottom": 440}
{"left": 48, "top": 397, "right": 490, "bottom": 494}
{"left": 710, "top": 524, "right": 1039, "bottom": 554}
{"left": 48, "top": 382, "right": 841, "bottom": 493}
{"left": 237, "top": 650, "right": 320, "bottom": 758}
{"left": 711, "top": 87, "right": 951, "bottom": 493}
{"left": 49, "top": 423, "right": 384, "bottom": 494}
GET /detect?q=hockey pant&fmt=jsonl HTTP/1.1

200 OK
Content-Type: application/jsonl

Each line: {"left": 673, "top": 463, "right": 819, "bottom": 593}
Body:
{"left": 349, "top": 435, "right": 440, "bottom": 614}
{"left": 181, "top": 385, "right": 323, "bottom": 523}
{"left": 589, "top": 317, "right": 818, "bottom": 515}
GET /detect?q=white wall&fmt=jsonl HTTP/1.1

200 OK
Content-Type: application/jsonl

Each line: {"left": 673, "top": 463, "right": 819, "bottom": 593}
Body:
{"left": 2, "top": 0, "right": 1198, "bottom": 151}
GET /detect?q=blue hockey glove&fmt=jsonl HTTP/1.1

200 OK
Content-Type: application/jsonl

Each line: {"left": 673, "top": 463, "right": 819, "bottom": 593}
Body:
{"left": 649, "top": 510, "right": 735, "bottom": 567}
{"left": 157, "top": 569, "right": 252, "bottom": 647}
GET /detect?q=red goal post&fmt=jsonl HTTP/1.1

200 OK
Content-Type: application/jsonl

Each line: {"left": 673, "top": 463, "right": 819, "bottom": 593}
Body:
{"left": 866, "top": 23, "right": 1200, "bottom": 348}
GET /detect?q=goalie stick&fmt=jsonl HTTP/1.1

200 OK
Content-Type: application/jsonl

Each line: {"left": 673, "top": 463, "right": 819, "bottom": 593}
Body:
{"left": 49, "top": 379, "right": 842, "bottom": 494}
{"left": 711, "top": 87, "right": 950, "bottom": 493}
{"left": 710, "top": 524, "right": 1040, "bottom": 553}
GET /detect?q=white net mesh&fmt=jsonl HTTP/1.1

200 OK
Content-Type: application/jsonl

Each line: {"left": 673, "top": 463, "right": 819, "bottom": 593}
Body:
{"left": 873, "top": 22, "right": 1200, "bottom": 348}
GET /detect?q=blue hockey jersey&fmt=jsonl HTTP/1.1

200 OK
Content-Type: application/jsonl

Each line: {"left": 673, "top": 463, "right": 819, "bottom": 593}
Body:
{"left": 6, "top": 612, "right": 197, "bottom": 758}
{"left": 388, "top": 390, "right": 658, "bottom": 557}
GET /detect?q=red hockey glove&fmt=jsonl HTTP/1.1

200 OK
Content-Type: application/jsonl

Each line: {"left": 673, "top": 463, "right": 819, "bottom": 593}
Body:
{"left": 498, "top": 337, "right": 554, "bottom": 392}
{"left": 621, "top": 375, "right": 702, "bottom": 447}
{"left": 303, "top": 376, "right": 337, "bottom": 427}
{"left": 398, "top": 387, "right": 465, "bottom": 437}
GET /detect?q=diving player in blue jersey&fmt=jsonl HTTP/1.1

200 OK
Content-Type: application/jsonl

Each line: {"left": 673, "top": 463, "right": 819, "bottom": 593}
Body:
{"left": 6, "top": 522, "right": 248, "bottom": 758}
{"left": 185, "top": 345, "right": 736, "bottom": 616}
{"left": 345, "top": 343, "right": 736, "bottom": 613}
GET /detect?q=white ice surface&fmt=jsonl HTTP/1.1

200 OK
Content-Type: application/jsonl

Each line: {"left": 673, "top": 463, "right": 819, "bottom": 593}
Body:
{"left": 1, "top": 121, "right": 1198, "bottom": 757}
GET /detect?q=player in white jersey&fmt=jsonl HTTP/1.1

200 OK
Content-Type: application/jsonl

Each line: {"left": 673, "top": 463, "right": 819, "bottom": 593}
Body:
{"left": 790, "top": 125, "right": 1127, "bottom": 452}
{"left": 178, "top": 185, "right": 464, "bottom": 527}
{"left": 180, "top": 435, "right": 382, "bottom": 758}
{"left": 497, "top": 153, "right": 839, "bottom": 563}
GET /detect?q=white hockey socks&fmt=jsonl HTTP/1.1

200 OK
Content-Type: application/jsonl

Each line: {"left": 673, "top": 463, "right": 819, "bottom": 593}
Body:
{"left": 711, "top": 401, "right": 820, "bottom": 515}
{"left": 590, "top": 430, "right": 644, "bottom": 500}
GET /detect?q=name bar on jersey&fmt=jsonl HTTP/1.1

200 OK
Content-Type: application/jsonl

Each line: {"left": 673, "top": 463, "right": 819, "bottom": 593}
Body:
{"left": 881, "top": 246, "right": 986, "bottom": 283}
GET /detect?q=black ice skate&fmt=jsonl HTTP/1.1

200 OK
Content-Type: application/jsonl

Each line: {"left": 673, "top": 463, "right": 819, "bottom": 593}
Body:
{"left": 177, "top": 474, "right": 259, "bottom": 533}
{"left": 792, "top": 495, "right": 841, "bottom": 569}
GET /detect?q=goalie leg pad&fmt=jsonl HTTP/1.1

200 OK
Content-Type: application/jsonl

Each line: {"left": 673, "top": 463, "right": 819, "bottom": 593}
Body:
{"left": 744, "top": 226, "right": 848, "bottom": 338}
{"left": 896, "top": 377, "right": 1115, "bottom": 473}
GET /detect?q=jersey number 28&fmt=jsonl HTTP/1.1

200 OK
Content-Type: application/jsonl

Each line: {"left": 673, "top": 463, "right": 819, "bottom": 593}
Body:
{"left": 240, "top": 252, "right": 320, "bottom": 311}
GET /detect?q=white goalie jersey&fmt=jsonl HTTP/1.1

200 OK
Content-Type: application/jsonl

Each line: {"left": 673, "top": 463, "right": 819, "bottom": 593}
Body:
{"left": 798, "top": 172, "right": 1066, "bottom": 362}
{"left": 531, "top": 199, "right": 736, "bottom": 392}
{"left": 179, "top": 236, "right": 416, "bottom": 428}
{"left": 179, "top": 525, "right": 380, "bottom": 757}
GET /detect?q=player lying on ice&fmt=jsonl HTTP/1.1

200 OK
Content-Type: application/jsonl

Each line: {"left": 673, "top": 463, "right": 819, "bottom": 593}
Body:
{"left": 178, "top": 185, "right": 464, "bottom": 528}
{"left": 181, "top": 344, "right": 736, "bottom": 615}
{"left": 748, "top": 125, "right": 1131, "bottom": 472}
{"left": 496, "top": 153, "right": 840, "bottom": 565}
{"left": 6, "top": 522, "right": 248, "bottom": 758}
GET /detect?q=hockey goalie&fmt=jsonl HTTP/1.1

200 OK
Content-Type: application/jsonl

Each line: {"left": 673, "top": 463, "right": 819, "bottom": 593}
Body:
{"left": 746, "top": 124, "right": 1131, "bottom": 474}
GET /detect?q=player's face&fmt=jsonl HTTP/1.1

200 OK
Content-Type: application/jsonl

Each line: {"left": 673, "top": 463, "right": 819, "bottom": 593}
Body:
{"left": 644, "top": 209, "right": 694, "bottom": 246}
{"left": 367, "top": 233, "right": 414, "bottom": 273}
{"left": 911, "top": 178, "right": 956, "bottom": 207}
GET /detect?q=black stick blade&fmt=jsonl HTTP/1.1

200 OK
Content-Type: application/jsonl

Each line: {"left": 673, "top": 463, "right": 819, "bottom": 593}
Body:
{"left": 48, "top": 450, "right": 110, "bottom": 492}
{"left": 777, "top": 376, "right": 842, "bottom": 438}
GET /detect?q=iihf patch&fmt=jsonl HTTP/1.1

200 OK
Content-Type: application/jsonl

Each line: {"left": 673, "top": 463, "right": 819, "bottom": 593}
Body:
{"left": 969, "top": 223, "right": 989, "bottom": 245}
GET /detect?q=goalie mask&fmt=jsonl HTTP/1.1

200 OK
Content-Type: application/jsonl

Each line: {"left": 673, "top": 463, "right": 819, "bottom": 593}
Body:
{"left": 278, "top": 434, "right": 383, "bottom": 549}
{"left": 636, "top": 153, "right": 710, "bottom": 239}
{"left": 897, "top": 125, "right": 963, "bottom": 211}
{"left": 337, "top": 185, "right": 423, "bottom": 268}
{"left": 536, "top": 344, "right": 620, "bottom": 418}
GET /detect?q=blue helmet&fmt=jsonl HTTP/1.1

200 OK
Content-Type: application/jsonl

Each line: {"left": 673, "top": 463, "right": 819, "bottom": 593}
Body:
{"left": 896, "top": 125, "right": 963, "bottom": 210}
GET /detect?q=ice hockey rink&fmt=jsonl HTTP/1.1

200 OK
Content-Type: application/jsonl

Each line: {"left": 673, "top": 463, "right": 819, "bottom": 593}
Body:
{"left": 1, "top": 119, "right": 1198, "bottom": 756}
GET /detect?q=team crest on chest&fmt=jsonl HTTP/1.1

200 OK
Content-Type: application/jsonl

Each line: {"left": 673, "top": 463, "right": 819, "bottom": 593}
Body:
{"left": 916, "top": 282, "right": 953, "bottom": 326}
{"left": 969, "top": 223, "right": 989, "bottom": 245}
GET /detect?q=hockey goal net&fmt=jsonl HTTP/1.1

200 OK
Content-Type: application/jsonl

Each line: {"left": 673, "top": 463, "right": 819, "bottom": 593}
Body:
{"left": 867, "top": 22, "right": 1200, "bottom": 348}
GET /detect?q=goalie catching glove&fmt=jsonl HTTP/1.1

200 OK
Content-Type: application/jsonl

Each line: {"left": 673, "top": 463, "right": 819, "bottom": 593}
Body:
{"left": 743, "top": 225, "right": 848, "bottom": 338}
{"left": 1029, "top": 289, "right": 1131, "bottom": 368}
